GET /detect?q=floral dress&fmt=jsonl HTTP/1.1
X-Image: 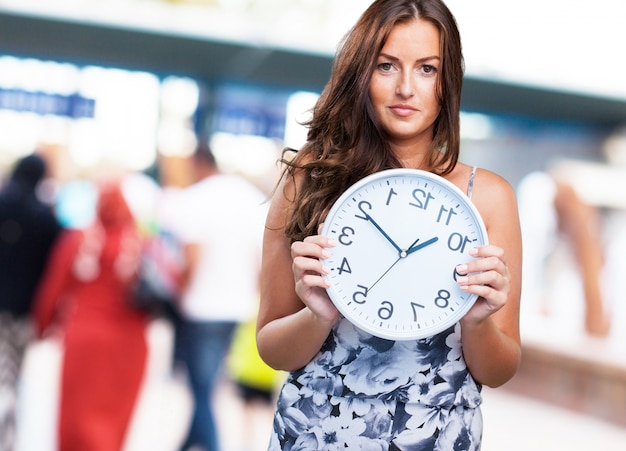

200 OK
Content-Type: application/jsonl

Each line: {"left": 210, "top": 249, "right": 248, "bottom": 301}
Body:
{"left": 268, "top": 319, "right": 483, "bottom": 451}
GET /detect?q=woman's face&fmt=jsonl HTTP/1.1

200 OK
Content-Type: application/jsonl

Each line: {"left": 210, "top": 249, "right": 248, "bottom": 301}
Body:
{"left": 369, "top": 18, "right": 442, "bottom": 154}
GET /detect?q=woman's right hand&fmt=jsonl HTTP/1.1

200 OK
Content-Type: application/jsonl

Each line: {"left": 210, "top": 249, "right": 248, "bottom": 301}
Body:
{"left": 291, "top": 234, "right": 342, "bottom": 326}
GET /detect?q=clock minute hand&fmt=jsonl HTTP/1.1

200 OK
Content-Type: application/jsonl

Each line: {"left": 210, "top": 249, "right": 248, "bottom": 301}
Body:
{"left": 365, "top": 213, "right": 402, "bottom": 254}
{"left": 406, "top": 236, "right": 439, "bottom": 255}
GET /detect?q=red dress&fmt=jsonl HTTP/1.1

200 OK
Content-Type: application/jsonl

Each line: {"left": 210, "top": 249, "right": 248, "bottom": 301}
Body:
{"left": 34, "top": 183, "right": 149, "bottom": 451}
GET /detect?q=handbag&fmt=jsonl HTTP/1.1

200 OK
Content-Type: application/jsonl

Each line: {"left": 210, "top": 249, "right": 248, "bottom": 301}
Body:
{"left": 132, "top": 229, "right": 184, "bottom": 317}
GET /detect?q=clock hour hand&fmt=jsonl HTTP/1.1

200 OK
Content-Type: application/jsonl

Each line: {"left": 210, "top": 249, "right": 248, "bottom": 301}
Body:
{"left": 365, "top": 213, "right": 402, "bottom": 254}
{"left": 406, "top": 236, "right": 439, "bottom": 255}
{"left": 367, "top": 237, "right": 438, "bottom": 292}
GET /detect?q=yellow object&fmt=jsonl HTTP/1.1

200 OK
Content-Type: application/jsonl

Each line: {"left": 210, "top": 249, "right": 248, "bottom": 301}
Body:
{"left": 228, "top": 318, "right": 279, "bottom": 392}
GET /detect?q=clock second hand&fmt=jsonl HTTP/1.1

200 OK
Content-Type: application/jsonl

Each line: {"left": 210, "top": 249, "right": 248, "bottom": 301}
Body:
{"left": 368, "top": 256, "right": 403, "bottom": 292}
{"left": 367, "top": 237, "right": 439, "bottom": 292}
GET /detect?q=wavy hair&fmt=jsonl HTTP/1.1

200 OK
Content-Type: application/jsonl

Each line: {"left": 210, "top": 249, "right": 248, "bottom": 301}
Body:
{"left": 282, "top": 0, "right": 464, "bottom": 241}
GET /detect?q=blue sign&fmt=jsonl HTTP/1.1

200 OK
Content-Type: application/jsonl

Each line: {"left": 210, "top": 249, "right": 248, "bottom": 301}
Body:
{"left": 0, "top": 88, "right": 95, "bottom": 118}
{"left": 212, "top": 83, "right": 289, "bottom": 140}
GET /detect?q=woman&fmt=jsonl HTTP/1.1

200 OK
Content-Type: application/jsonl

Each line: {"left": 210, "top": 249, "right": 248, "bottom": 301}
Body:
{"left": 34, "top": 181, "right": 148, "bottom": 451}
{"left": 257, "top": 0, "right": 522, "bottom": 449}
{"left": 0, "top": 154, "right": 62, "bottom": 450}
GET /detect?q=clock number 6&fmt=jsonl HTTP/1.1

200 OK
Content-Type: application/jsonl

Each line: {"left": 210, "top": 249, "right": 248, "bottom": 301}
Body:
{"left": 378, "top": 301, "right": 393, "bottom": 320}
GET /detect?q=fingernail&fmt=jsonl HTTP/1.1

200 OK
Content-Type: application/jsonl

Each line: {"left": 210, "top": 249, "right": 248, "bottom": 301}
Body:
{"left": 322, "top": 265, "right": 331, "bottom": 274}
{"left": 322, "top": 250, "right": 331, "bottom": 258}
{"left": 327, "top": 238, "right": 337, "bottom": 247}
{"left": 469, "top": 248, "right": 478, "bottom": 256}
{"left": 456, "top": 276, "right": 468, "bottom": 284}
{"left": 456, "top": 264, "right": 467, "bottom": 274}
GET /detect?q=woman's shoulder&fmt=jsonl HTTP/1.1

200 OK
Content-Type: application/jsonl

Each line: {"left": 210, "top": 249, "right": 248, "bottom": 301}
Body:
{"left": 471, "top": 166, "right": 516, "bottom": 202}
{"left": 445, "top": 162, "right": 517, "bottom": 219}
{"left": 447, "top": 162, "right": 512, "bottom": 193}
{"left": 464, "top": 166, "right": 520, "bottom": 232}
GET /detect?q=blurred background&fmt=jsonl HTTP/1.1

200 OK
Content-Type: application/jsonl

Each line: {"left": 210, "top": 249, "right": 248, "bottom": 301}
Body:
{"left": 1, "top": 0, "right": 626, "bottom": 450}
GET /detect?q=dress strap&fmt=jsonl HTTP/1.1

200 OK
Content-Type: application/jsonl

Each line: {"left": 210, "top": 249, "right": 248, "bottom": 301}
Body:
{"left": 467, "top": 166, "right": 477, "bottom": 199}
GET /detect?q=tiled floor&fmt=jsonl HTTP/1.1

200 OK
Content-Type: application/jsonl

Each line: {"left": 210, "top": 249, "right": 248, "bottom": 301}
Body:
{"left": 481, "top": 387, "right": 626, "bottom": 451}
{"left": 15, "top": 320, "right": 626, "bottom": 451}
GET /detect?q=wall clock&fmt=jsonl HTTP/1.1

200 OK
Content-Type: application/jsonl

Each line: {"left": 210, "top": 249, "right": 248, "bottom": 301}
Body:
{"left": 321, "top": 168, "right": 488, "bottom": 340}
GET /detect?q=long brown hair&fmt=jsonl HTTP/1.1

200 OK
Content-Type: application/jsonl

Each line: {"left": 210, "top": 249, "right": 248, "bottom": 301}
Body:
{"left": 282, "top": 0, "right": 464, "bottom": 242}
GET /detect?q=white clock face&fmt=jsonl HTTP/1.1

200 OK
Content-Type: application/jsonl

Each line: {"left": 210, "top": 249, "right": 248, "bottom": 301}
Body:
{"left": 321, "top": 168, "right": 488, "bottom": 340}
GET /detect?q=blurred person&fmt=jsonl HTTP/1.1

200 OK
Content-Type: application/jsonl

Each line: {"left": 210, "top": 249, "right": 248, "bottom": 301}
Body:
{"left": 0, "top": 153, "right": 63, "bottom": 450}
{"left": 33, "top": 181, "right": 149, "bottom": 451}
{"left": 227, "top": 314, "right": 282, "bottom": 451}
{"left": 553, "top": 180, "right": 610, "bottom": 336}
{"left": 257, "top": 0, "right": 522, "bottom": 449}
{"left": 518, "top": 128, "right": 626, "bottom": 341}
{"left": 123, "top": 172, "right": 184, "bottom": 322}
{"left": 518, "top": 169, "right": 612, "bottom": 338}
{"left": 172, "top": 142, "right": 267, "bottom": 451}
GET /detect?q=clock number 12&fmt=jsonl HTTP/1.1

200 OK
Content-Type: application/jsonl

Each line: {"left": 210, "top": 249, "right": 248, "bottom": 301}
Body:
{"left": 410, "top": 189, "right": 434, "bottom": 210}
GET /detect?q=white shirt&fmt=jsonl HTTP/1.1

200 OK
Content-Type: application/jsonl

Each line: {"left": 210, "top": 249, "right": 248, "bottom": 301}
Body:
{"left": 174, "top": 173, "right": 268, "bottom": 322}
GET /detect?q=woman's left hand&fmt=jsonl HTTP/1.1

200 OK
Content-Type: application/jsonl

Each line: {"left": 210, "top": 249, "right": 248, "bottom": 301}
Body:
{"left": 455, "top": 244, "right": 510, "bottom": 325}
